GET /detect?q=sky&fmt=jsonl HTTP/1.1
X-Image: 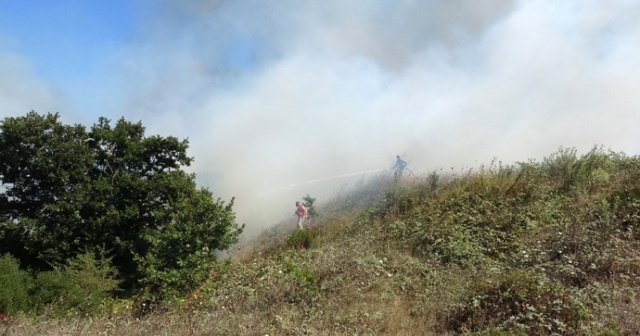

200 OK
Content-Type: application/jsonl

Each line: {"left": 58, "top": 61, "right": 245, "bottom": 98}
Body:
{"left": 1, "top": 0, "right": 640, "bottom": 238}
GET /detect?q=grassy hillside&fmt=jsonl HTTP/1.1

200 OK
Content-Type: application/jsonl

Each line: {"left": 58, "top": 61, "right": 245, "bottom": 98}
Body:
{"left": 5, "top": 147, "right": 640, "bottom": 335}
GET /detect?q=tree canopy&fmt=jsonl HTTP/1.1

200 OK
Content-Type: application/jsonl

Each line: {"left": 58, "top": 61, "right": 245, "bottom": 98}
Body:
{"left": 0, "top": 111, "right": 243, "bottom": 295}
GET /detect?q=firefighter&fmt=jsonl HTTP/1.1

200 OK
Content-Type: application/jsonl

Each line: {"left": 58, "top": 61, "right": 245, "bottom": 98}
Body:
{"left": 391, "top": 155, "right": 407, "bottom": 179}
{"left": 294, "top": 201, "right": 309, "bottom": 230}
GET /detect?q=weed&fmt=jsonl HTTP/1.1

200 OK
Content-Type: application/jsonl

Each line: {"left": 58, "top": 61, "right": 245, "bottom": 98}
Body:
{"left": 286, "top": 228, "right": 317, "bottom": 250}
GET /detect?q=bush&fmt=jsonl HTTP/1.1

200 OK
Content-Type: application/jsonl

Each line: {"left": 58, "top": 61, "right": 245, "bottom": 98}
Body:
{"left": 448, "top": 269, "right": 589, "bottom": 334}
{"left": 132, "top": 192, "right": 242, "bottom": 302}
{"left": 64, "top": 251, "right": 120, "bottom": 312}
{"left": 286, "top": 229, "right": 316, "bottom": 250}
{"left": 282, "top": 257, "right": 319, "bottom": 301}
{"left": 32, "top": 269, "right": 82, "bottom": 314}
{"left": 31, "top": 251, "right": 120, "bottom": 316}
{"left": 0, "top": 254, "right": 32, "bottom": 315}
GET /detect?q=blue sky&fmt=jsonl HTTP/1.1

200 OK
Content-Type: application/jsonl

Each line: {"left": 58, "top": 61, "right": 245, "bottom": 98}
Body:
{"left": 0, "top": 1, "right": 134, "bottom": 117}
{"left": 2, "top": 1, "right": 640, "bottom": 236}
{"left": 0, "top": 1, "right": 134, "bottom": 77}
{"left": 0, "top": 1, "right": 258, "bottom": 122}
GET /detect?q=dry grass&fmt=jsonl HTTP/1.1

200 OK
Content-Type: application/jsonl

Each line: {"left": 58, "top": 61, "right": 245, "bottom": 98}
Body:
{"left": 6, "top": 177, "right": 444, "bottom": 336}
{"left": 6, "top": 151, "right": 640, "bottom": 335}
{"left": 612, "top": 289, "right": 640, "bottom": 333}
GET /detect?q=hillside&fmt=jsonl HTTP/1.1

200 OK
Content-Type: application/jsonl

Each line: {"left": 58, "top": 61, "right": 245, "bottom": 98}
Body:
{"left": 6, "top": 147, "right": 640, "bottom": 335}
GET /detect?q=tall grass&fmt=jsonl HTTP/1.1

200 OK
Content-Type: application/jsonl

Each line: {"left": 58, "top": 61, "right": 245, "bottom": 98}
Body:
{"left": 5, "top": 147, "right": 640, "bottom": 335}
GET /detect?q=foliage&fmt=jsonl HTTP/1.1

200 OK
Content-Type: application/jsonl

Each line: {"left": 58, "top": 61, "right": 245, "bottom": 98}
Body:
{"left": 0, "top": 254, "right": 32, "bottom": 315}
{"left": 0, "top": 251, "right": 120, "bottom": 317}
{"left": 133, "top": 193, "right": 239, "bottom": 299}
{"left": 302, "top": 194, "right": 318, "bottom": 219}
{"left": 282, "top": 257, "right": 319, "bottom": 300}
{"left": 448, "top": 269, "right": 588, "bottom": 334}
{"left": 62, "top": 251, "right": 120, "bottom": 313}
{"left": 4, "top": 146, "right": 640, "bottom": 335}
{"left": 384, "top": 146, "right": 640, "bottom": 334}
{"left": 31, "top": 269, "right": 82, "bottom": 315}
{"left": 0, "top": 251, "right": 119, "bottom": 317}
{"left": 286, "top": 228, "right": 316, "bottom": 250}
{"left": 0, "top": 111, "right": 243, "bottom": 300}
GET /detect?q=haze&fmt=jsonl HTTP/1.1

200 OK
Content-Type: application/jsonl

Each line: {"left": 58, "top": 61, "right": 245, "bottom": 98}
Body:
{"left": 1, "top": 1, "right": 639, "bottom": 237}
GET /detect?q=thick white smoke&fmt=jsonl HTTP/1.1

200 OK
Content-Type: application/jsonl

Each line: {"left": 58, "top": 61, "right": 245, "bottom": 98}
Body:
{"left": 3, "top": 1, "right": 640, "bottom": 238}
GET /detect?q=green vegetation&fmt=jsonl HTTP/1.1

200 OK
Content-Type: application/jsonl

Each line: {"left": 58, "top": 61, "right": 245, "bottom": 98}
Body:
{"left": 0, "top": 111, "right": 243, "bottom": 313}
{"left": 3, "top": 141, "right": 640, "bottom": 335}
{"left": 0, "top": 254, "right": 32, "bottom": 315}
{"left": 302, "top": 194, "right": 319, "bottom": 219}
{"left": 285, "top": 229, "right": 316, "bottom": 250}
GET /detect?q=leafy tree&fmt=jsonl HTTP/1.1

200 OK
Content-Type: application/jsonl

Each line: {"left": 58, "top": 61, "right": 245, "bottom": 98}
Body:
{"left": 0, "top": 112, "right": 92, "bottom": 268}
{"left": 0, "top": 111, "right": 243, "bottom": 296}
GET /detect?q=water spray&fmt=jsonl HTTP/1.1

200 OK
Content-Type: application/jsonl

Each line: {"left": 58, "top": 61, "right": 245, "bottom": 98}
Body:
{"left": 288, "top": 168, "right": 383, "bottom": 187}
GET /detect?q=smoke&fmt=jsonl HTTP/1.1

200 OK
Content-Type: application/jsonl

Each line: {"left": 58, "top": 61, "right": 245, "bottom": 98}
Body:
{"left": 124, "top": 0, "right": 640, "bottom": 238}
{"left": 0, "top": 49, "right": 69, "bottom": 119}
{"left": 4, "top": 1, "right": 640, "bottom": 238}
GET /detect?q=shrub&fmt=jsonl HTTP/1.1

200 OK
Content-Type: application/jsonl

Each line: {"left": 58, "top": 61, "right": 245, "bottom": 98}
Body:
{"left": 31, "top": 251, "right": 120, "bottom": 316}
{"left": 0, "top": 253, "right": 32, "bottom": 315}
{"left": 282, "top": 257, "right": 319, "bottom": 301}
{"left": 32, "top": 269, "right": 82, "bottom": 314}
{"left": 64, "top": 251, "right": 120, "bottom": 312}
{"left": 448, "top": 269, "right": 589, "bottom": 334}
{"left": 286, "top": 228, "right": 317, "bottom": 250}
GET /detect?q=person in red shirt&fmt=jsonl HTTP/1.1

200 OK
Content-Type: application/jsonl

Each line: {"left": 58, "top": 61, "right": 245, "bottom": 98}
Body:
{"left": 294, "top": 201, "right": 309, "bottom": 230}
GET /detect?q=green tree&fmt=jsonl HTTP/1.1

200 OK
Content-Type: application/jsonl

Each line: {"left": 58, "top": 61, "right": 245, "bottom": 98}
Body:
{"left": 0, "top": 111, "right": 243, "bottom": 296}
{"left": 0, "top": 112, "right": 92, "bottom": 268}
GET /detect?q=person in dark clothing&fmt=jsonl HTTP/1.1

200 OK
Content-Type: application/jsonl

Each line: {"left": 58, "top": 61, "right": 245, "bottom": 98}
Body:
{"left": 391, "top": 155, "right": 407, "bottom": 179}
